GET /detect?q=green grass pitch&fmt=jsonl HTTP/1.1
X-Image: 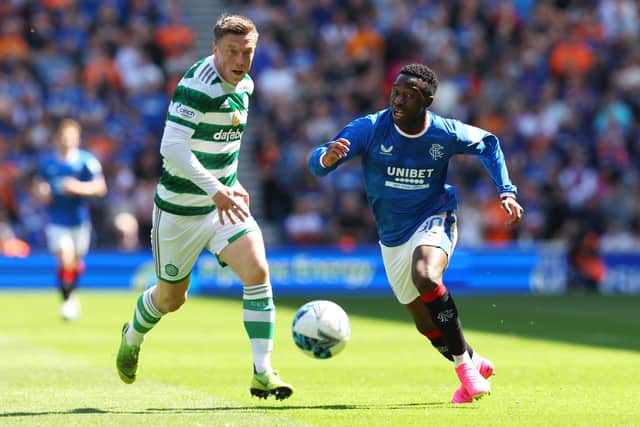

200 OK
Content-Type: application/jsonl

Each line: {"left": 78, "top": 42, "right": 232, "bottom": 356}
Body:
{"left": 1, "top": 290, "right": 639, "bottom": 426}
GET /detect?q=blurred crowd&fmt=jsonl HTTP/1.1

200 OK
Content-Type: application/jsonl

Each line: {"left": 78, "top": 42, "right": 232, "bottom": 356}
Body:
{"left": 0, "top": 0, "right": 197, "bottom": 252}
{"left": 1, "top": 0, "right": 640, "bottom": 254}
{"left": 235, "top": 0, "right": 640, "bottom": 250}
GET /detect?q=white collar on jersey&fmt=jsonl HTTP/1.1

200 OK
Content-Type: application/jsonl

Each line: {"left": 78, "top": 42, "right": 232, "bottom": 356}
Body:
{"left": 393, "top": 111, "right": 431, "bottom": 138}
{"left": 57, "top": 148, "right": 79, "bottom": 162}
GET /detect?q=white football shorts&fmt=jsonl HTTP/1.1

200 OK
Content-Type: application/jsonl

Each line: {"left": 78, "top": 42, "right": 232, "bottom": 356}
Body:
{"left": 151, "top": 204, "right": 260, "bottom": 283}
{"left": 379, "top": 211, "right": 458, "bottom": 304}
{"left": 46, "top": 223, "right": 91, "bottom": 256}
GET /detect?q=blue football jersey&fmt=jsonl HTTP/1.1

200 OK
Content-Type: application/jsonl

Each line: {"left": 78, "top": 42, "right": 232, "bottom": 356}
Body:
{"left": 309, "top": 109, "right": 517, "bottom": 246}
{"left": 38, "top": 149, "right": 103, "bottom": 226}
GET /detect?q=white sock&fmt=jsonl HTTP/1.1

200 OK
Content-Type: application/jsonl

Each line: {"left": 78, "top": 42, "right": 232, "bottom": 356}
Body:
{"left": 125, "top": 322, "right": 145, "bottom": 346}
{"left": 452, "top": 351, "right": 472, "bottom": 368}
{"left": 253, "top": 352, "right": 272, "bottom": 374}
{"left": 471, "top": 351, "right": 483, "bottom": 369}
{"left": 243, "top": 284, "right": 275, "bottom": 374}
{"left": 125, "top": 286, "right": 163, "bottom": 346}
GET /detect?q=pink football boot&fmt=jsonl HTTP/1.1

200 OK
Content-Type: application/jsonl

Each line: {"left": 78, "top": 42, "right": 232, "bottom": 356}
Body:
{"left": 451, "top": 357, "right": 494, "bottom": 403}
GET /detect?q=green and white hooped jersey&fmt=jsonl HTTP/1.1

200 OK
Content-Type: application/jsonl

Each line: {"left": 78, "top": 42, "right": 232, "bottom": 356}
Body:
{"left": 155, "top": 55, "right": 252, "bottom": 216}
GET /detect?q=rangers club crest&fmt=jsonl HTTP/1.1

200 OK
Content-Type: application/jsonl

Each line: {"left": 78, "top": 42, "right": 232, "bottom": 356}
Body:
{"left": 429, "top": 144, "right": 444, "bottom": 160}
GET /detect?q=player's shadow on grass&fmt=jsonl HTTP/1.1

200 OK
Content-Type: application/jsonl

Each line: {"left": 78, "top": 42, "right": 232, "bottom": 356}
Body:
{"left": 146, "top": 402, "right": 452, "bottom": 411}
{"left": 1, "top": 402, "right": 476, "bottom": 418}
{"left": 0, "top": 408, "right": 109, "bottom": 417}
{"left": 270, "top": 294, "right": 640, "bottom": 353}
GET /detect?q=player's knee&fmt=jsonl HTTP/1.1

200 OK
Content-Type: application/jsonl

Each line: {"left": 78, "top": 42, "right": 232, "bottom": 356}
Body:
{"left": 58, "top": 252, "right": 76, "bottom": 270}
{"left": 411, "top": 265, "right": 442, "bottom": 293}
{"left": 256, "top": 261, "right": 269, "bottom": 282}
{"left": 244, "top": 260, "right": 269, "bottom": 284}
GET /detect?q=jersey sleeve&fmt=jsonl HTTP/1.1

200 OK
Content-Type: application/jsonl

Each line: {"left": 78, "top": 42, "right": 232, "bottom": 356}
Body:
{"left": 452, "top": 120, "right": 518, "bottom": 196}
{"left": 84, "top": 155, "right": 103, "bottom": 179}
{"left": 159, "top": 124, "right": 222, "bottom": 196}
{"left": 165, "top": 80, "right": 205, "bottom": 134}
{"left": 308, "top": 115, "right": 372, "bottom": 177}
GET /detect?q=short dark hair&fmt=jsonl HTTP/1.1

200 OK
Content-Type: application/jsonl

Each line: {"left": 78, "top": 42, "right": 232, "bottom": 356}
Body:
{"left": 399, "top": 64, "right": 438, "bottom": 97}
{"left": 214, "top": 14, "right": 258, "bottom": 43}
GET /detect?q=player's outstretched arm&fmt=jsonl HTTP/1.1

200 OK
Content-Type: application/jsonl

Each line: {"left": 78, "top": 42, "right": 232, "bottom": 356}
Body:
{"left": 321, "top": 138, "right": 350, "bottom": 167}
{"left": 61, "top": 176, "right": 107, "bottom": 197}
{"left": 308, "top": 138, "right": 351, "bottom": 176}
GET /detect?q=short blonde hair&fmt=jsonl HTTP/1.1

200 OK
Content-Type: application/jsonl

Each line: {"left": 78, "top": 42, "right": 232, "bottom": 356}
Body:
{"left": 214, "top": 14, "right": 258, "bottom": 43}
{"left": 56, "top": 118, "right": 81, "bottom": 136}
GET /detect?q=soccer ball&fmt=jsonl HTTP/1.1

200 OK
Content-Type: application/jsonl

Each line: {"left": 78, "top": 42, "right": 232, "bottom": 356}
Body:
{"left": 292, "top": 300, "right": 351, "bottom": 359}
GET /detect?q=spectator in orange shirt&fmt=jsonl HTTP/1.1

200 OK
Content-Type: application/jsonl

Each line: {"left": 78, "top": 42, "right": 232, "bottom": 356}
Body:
{"left": 0, "top": 219, "right": 29, "bottom": 258}
{"left": 154, "top": 3, "right": 195, "bottom": 60}
{"left": 0, "top": 17, "right": 28, "bottom": 61}
{"left": 568, "top": 231, "right": 606, "bottom": 293}
{"left": 549, "top": 26, "right": 595, "bottom": 77}
{"left": 482, "top": 196, "right": 516, "bottom": 244}
{"left": 82, "top": 44, "right": 123, "bottom": 91}
{"left": 346, "top": 15, "right": 385, "bottom": 61}
{"left": 42, "top": 0, "right": 74, "bottom": 10}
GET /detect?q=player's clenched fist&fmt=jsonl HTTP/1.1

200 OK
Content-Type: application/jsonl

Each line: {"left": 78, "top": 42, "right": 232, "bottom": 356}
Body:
{"left": 321, "top": 138, "right": 350, "bottom": 168}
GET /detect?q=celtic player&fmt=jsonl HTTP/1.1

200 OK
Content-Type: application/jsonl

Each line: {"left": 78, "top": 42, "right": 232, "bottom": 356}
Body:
{"left": 116, "top": 14, "right": 293, "bottom": 400}
{"left": 308, "top": 64, "right": 524, "bottom": 403}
